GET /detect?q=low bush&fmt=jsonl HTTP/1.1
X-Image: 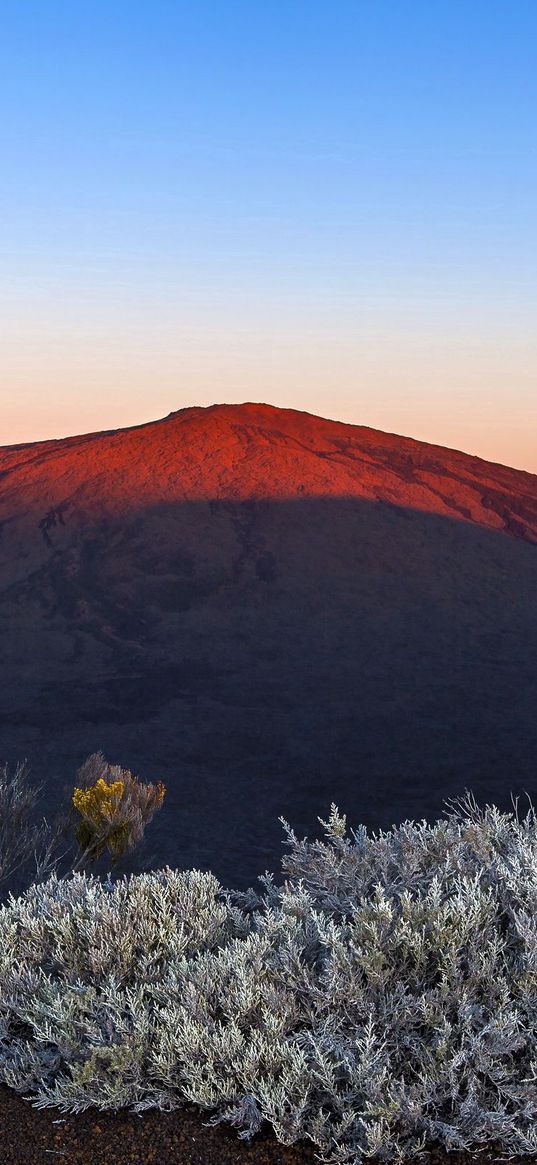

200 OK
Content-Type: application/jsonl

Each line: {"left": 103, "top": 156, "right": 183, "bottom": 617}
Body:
{"left": 0, "top": 760, "right": 67, "bottom": 897}
{"left": 70, "top": 752, "right": 166, "bottom": 869}
{"left": 1, "top": 795, "right": 537, "bottom": 1163}
{"left": 0, "top": 754, "right": 166, "bottom": 901}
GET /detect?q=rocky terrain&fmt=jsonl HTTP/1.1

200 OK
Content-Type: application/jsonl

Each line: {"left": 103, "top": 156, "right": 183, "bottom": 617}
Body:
{"left": 1, "top": 402, "right": 537, "bottom": 888}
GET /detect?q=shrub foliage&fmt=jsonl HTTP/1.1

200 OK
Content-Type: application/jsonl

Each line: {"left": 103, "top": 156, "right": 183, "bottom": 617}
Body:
{"left": 0, "top": 754, "right": 166, "bottom": 900}
{"left": 71, "top": 753, "right": 166, "bottom": 867}
{"left": 1, "top": 796, "right": 537, "bottom": 1162}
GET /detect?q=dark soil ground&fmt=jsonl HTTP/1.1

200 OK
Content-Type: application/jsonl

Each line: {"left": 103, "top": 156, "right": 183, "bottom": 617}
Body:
{"left": 0, "top": 1084, "right": 534, "bottom": 1165}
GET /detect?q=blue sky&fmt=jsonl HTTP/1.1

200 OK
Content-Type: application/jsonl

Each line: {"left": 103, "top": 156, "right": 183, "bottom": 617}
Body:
{"left": 1, "top": 1, "right": 536, "bottom": 469}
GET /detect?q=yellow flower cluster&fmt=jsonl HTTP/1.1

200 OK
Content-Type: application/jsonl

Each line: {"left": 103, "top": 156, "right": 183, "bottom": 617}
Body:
{"left": 70, "top": 762, "right": 167, "bottom": 868}
{"left": 72, "top": 777, "right": 125, "bottom": 825}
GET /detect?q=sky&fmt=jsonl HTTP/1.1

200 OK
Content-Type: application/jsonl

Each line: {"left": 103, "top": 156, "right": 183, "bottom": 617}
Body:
{"left": 1, "top": 1, "right": 536, "bottom": 471}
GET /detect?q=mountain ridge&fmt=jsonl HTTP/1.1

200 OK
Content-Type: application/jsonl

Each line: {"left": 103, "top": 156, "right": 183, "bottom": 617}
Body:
{"left": 1, "top": 402, "right": 537, "bottom": 545}
{"left": 5, "top": 400, "right": 537, "bottom": 479}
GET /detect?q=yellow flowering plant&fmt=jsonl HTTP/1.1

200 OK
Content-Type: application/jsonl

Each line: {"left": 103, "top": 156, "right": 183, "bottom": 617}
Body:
{"left": 70, "top": 754, "right": 165, "bottom": 873}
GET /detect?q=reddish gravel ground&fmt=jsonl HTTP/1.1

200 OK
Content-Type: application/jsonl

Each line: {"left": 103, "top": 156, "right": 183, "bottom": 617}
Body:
{"left": 0, "top": 1084, "right": 535, "bottom": 1165}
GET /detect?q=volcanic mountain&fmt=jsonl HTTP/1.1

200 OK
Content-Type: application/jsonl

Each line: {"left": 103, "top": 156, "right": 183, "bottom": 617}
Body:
{"left": 1, "top": 402, "right": 537, "bottom": 887}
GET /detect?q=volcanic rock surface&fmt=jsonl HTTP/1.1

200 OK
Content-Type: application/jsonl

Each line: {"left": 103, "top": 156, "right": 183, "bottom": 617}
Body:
{"left": 1, "top": 402, "right": 537, "bottom": 888}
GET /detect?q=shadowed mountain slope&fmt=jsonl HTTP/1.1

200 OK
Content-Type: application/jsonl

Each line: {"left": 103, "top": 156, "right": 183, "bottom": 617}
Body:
{"left": 1, "top": 403, "right": 537, "bottom": 888}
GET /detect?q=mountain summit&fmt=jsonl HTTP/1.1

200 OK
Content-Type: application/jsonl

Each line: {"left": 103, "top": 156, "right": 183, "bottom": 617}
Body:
{"left": 1, "top": 404, "right": 537, "bottom": 887}
{"left": 2, "top": 403, "right": 537, "bottom": 549}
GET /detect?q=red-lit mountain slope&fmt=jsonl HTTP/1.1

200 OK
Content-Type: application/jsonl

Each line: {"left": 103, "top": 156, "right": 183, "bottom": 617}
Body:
{"left": 1, "top": 403, "right": 537, "bottom": 557}
{"left": 1, "top": 403, "right": 537, "bottom": 889}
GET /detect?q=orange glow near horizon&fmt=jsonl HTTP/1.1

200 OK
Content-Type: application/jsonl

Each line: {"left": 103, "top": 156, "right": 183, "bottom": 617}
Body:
{"left": 2, "top": 266, "right": 536, "bottom": 473}
{"left": 2, "top": 324, "right": 536, "bottom": 474}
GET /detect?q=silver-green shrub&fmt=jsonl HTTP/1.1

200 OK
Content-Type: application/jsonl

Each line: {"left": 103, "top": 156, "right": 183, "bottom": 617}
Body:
{"left": 1, "top": 795, "right": 537, "bottom": 1163}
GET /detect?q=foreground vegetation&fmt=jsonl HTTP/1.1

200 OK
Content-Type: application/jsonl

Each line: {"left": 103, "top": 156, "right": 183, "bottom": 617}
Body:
{"left": 1, "top": 761, "right": 537, "bottom": 1162}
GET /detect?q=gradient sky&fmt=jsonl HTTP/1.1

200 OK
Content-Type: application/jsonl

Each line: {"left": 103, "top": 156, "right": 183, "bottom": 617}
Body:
{"left": 1, "top": 1, "right": 536, "bottom": 471}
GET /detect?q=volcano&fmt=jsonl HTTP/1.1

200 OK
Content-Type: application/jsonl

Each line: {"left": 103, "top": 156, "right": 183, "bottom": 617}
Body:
{"left": 1, "top": 402, "right": 537, "bottom": 887}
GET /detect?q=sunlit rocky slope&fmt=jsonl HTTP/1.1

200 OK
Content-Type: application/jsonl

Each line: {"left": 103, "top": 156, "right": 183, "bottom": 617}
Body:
{"left": 1, "top": 402, "right": 537, "bottom": 886}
